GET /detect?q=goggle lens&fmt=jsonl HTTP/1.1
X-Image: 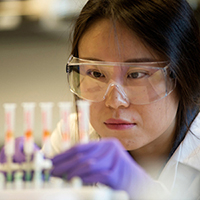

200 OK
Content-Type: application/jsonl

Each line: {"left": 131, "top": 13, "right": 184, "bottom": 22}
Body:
{"left": 66, "top": 56, "right": 176, "bottom": 105}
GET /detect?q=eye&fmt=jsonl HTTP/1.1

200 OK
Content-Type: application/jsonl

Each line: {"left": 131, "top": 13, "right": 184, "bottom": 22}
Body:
{"left": 127, "top": 71, "right": 149, "bottom": 79}
{"left": 86, "top": 70, "right": 105, "bottom": 78}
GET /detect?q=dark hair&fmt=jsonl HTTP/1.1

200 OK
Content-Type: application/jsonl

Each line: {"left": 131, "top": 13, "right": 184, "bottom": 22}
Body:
{"left": 70, "top": 0, "right": 200, "bottom": 140}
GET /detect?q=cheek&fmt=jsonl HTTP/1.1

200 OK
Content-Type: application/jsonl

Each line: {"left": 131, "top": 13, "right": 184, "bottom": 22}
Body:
{"left": 141, "top": 105, "right": 166, "bottom": 131}
{"left": 139, "top": 94, "right": 179, "bottom": 134}
{"left": 89, "top": 103, "right": 103, "bottom": 128}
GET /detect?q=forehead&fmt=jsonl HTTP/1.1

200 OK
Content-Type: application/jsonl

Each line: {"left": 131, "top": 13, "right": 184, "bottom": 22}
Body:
{"left": 78, "top": 19, "right": 160, "bottom": 62}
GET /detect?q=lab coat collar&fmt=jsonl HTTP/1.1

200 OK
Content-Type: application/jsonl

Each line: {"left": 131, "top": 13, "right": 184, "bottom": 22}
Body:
{"left": 158, "top": 112, "right": 200, "bottom": 190}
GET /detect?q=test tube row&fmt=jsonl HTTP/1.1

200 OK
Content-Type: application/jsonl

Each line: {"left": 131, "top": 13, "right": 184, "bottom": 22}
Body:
{"left": 1, "top": 100, "right": 90, "bottom": 187}
{"left": 3, "top": 101, "right": 90, "bottom": 158}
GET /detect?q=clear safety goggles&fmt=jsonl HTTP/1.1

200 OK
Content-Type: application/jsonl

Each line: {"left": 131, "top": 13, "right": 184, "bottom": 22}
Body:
{"left": 66, "top": 56, "right": 176, "bottom": 105}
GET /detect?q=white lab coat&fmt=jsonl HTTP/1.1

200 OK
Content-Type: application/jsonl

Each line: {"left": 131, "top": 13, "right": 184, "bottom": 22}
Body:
{"left": 48, "top": 112, "right": 200, "bottom": 199}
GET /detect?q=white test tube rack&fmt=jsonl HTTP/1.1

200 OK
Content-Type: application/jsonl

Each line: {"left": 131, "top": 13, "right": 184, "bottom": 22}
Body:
{"left": 0, "top": 101, "right": 74, "bottom": 189}
{"left": 0, "top": 101, "right": 129, "bottom": 200}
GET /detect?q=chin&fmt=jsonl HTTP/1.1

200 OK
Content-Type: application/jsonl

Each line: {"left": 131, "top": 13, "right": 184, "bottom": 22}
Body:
{"left": 100, "top": 135, "right": 140, "bottom": 150}
{"left": 115, "top": 138, "right": 138, "bottom": 150}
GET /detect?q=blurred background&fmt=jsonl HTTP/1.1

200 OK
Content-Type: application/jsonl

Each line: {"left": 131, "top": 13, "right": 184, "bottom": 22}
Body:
{"left": 0, "top": 0, "right": 199, "bottom": 147}
{"left": 0, "top": 0, "right": 87, "bottom": 147}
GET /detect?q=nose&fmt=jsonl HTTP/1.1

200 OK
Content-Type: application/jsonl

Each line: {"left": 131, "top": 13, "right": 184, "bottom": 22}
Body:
{"left": 104, "top": 83, "right": 130, "bottom": 109}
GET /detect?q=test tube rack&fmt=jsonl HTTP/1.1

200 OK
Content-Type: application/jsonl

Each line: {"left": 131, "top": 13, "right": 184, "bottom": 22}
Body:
{"left": 0, "top": 102, "right": 129, "bottom": 200}
{"left": 0, "top": 151, "right": 128, "bottom": 200}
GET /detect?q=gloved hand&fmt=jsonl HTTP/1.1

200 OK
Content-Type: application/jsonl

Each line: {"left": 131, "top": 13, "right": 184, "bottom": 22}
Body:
{"left": 51, "top": 138, "right": 165, "bottom": 198}
{"left": 0, "top": 136, "right": 40, "bottom": 164}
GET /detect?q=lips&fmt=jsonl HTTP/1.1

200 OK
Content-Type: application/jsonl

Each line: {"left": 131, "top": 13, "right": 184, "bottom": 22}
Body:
{"left": 104, "top": 118, "right": 136, "bottom": 130}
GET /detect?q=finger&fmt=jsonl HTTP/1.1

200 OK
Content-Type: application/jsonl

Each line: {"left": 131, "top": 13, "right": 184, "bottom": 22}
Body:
{"left": 52, "top": 139, "right": 115, "bottom": 165}
{"left": 80, "top": 171, "right": 115, "bottom": 188}
{"left": 51, "top": 153, "right": 87, "bottom": 177}
{"left": 51, "top": 147, "right": 110, "bottom": 177}
{"left": 51, "top": 142, "right": 114, "bottom": 178}
{"left": 67, "top": 147, "right": 117, "bottom": 179}
{"left": 0, "top": 148, "right": 6, "bottom": 163}
{"left": 51, "top": 138, "right": 124, "bottom": 179}
{"left": 52, "top": 141, "right": 99, "bottom": 164}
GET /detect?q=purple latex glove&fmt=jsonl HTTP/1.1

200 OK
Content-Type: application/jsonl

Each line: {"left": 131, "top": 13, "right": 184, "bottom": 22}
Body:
{"left": 51, "top": 138, "right": 165, "bottom": 198}
{"left": 0, "top": 136, "right": 40, "bottom": 164}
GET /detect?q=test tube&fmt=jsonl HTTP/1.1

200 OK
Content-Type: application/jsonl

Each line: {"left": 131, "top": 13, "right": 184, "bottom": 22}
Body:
{"left": 58, "top": 102, "right": 72, "bottom": 151}
{"left": 22, "top": 102, "right": 36, "bottom": 181}
{"left": 39, "top": 102, "right": 54, "bottom": 158}
{"left": 3, "top": 103, "right": 16, "bottom": 182}
{"left": 77, "top": 100, "right": 90, "bottom": 143}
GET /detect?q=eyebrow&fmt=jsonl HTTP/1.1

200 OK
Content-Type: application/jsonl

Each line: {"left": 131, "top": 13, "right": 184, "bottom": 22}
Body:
{"left": 80, "top": 57, "right": 158, "bottom": 63}
{"left": 124, "top": 58, "right": 159, "bottom": 62}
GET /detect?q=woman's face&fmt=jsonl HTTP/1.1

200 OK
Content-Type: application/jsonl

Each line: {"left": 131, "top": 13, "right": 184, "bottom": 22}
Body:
{"left": 78, "top": 19, "right": 179, "bottom": 151}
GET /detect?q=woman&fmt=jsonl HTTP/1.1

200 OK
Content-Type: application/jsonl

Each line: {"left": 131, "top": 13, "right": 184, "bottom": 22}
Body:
{"left": 50, "top": 0, "right": 200, "bottom": 199}
{"left": 1, "top": 0, "right": 200, "bottom": 199}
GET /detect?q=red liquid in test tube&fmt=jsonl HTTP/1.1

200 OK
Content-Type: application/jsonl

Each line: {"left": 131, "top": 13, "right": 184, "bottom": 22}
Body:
{"left": 22, "top": 102, "right": 36, "bottom": 156}
{"left": 40, "top": 102, "right": 54, "bottom": 158}
{"left": 3, "top": 104, "right": 16, "bottom": 158}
